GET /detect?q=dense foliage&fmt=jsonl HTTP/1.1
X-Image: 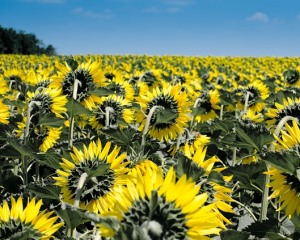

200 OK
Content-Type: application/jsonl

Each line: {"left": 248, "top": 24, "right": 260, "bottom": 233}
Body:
{"left": 0, "top": 25, "right": 56, "bottom": 55}
{"left": 0, "top": 54, "right": 300, "bottom": 239}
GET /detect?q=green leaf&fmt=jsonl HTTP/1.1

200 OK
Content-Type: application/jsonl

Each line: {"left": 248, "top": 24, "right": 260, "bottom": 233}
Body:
{"left": 27, "top": 184, "right": 60, "bottom": 200}
{"left": 36, "top": 150, "right": 61, "bottom": 169}
{"left": 65, "top": 58, "right": 78, "bottom": 71}
{"left": 291, "top": 215, "right": 300, "bottom": 232}
{"left": 220, "top": 230, "right": 250, "bottom": 240}
{"left": 102, "top": 128, "right": 137, "bottom": 152}
{"left": 175, "top": 153, "right": 205, "bottom": 181}
{"left": 207, "top": 171, "right": 225, "bottom": 185}
{"left": 243, "top": 218, "right": 280, "bottom": 238}
{"left": 265, "top": 232, "right": 288, "bottom": 240}
{"left": 7, "top": 138, "right": 37, "bottom": 159}
{"left": 3, "top": 98, "right": 26, "bottom": 109}
{"left": 66, "top": 99, "right": 92, "bottom": 116}
{"left": 154, "top": 109, "right": 178, "bottom": 125}
{"left": 235, "top": 126, "right": 259, "bottom": 150}
{"left": 87, "top": 164, "right": 110, "bottom": 178}
{"left": 260, "top": 151, "right": 299, "bottom": 175}
{"left": 90, "top": 87, "right": 113, "bottom": 97}
{"left": 223, "top": 162, "right": 266, "bottom": 190}
{"left": 191, "top": 107, "right": 206, "bottom": 116}
{"left": 55, "top": 208, "right": 84, "bottom": 232}
{"left": 38, "top": 113, "right": 65, "bottom": 127}
{"left": 0, "top": 144, "right": 21, "bottom": 158}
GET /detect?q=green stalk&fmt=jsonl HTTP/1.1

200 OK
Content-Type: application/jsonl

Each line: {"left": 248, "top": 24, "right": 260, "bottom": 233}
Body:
{"left": 141, "top": 105, "right": 162, "bottom": 156}
{"left": 105, "top": 106, "right": 114, "bottom": 128}
{"left": 234, "top": 200, "right": 257, "bottom": 221}
{"left": 190, "top": 97, "right": 201, "bottom": 129}
{"left": 74, "top": 172, "right": 88, "bottom": 208}
{"left": 243, "top": 91, "right": 253, "bottom": 112}
{"left": 72, "top": 172, "right": 88, "bottom": 238}
{"left": 259, "top": 116, "right": 298, "bottom": 222}
{"left": 219, "top": 104, "right": 224, "bottom": 121}
{"left": 23, "top": 101, "right": 41, "bottom": 186}
{"left": 68, "top": 78, "right": 81, "bottom": 149}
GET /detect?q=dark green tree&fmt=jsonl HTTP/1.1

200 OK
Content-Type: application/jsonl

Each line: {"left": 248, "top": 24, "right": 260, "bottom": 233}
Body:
{"left": 0, "top": 25, "right": 57, "bottom": 55}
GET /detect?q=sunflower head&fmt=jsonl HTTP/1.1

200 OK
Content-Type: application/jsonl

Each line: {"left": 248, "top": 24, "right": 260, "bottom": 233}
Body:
{"left": 267, "top": 167, "right": 300, "bottom": 217}
{"left": 283, "top": 68, "right": 300, "bottom": 87}
{"left": 51, "top": 60, "right": 107, "bottom": 109}
{"left": 107, "top": 166, "right": 223, "bottom": 239}
{"left": 193, "top": 89, "right": 220, "bottom": 123}
{"left": 236, "top": 81, "right": 269, "bottom": 112}
{"left": 266, "top": 97, "right": 300, "bottom": 127}
{"left": 26, "top": 87, "right": 67, "bottom": 120}
{"left": 90, "top": 95, "right": 134, "bottom": 130}
{"left": 0, "top": 99, "right": 10, "bottom": 125}
{"left": 136, "top": 84, "right": 191, "bottom": 141}
{"left": 0, "top": 196, "right": 63, "bottom": 240}
{"left": 54, "top": 139, "right": 129, "bottom": 213}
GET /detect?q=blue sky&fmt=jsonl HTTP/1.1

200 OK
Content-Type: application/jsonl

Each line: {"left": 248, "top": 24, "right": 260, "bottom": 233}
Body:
{"left": 1, "top": 0, "right": 300, "bottom": 56}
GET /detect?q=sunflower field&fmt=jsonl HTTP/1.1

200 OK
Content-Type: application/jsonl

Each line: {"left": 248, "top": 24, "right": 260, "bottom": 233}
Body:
{"left": 1, "top": 54, "right": 300, "bottom": 239}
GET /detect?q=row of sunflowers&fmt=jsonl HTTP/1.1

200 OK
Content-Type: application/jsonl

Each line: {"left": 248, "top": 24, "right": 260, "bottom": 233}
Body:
{"left": 0, "top": 54, "right": 300, "bottom": 239}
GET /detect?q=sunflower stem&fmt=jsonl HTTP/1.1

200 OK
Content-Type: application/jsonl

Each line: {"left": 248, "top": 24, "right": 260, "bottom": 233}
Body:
{"left": 219, "top": 104, "right": 224, "bottom": 120}
{"left": 141, "top": 105, "right": 162, "bottom": 156}
{"left": 74, "top": 172, "right": 88, "bottom": 208}
{"left": 23, "top": 101, "right": 41, "bottom": 186}
{"left": 260, "top": 115, "right": 298, "bottom": 222}
{"left": 175, "top": 133, "right": 182, "bottom": 153}
{"left": 234, "top": 200, "right": 257, "bottom": 221}
{"left": 68, "top": 78, "right": 81, "bottom": 148}
{"left": 243, "top": 91, "right": 253, "bottom": 112}
{"left": 105, "top": 106, "right": 114, "bottom": 128}
{"left": 190, "top": 97, "right": 201, "bottom": 129}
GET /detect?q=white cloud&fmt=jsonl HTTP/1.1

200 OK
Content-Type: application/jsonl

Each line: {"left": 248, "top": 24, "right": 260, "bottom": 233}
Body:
{"left": 72, "top": 8, "right": 113, "bottom": 19}
{"left": 246, "top": 12, "right": 269, "bottom": 23}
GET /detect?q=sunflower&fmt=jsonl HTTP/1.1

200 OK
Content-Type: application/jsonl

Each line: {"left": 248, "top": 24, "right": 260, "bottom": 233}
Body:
{"left": 265, "top": 119, "right": 300, "bottom": 216}
{"left": 0, "top": 76, "right": 9, "bottom": 95}
{"left": 0, "top": 196, "right": 63, "bottom": 239}
{"left": 187, "top": 146, "right": 234, "bottom": 227}
{"left": 51, "top": 60, "right": 108, "bottom": 110}
{"left": 89, "top": 95, "right": 134, "bottom": 130}
{"left": 2, "top": 68, "right": 27, "bottom": 101}
{"left": 266, "top": 97, "right": 300, "bottom": 127}
{"left": 282, "top": 68, "right": 300, "bottom": 88}
{"left": 53, "top": 139, "right": 130, "bottom": 213}
{"left": 135, "top": 83, "right": 191, "bottom": 142}
{"left": 38, "top": 127, "right": 62, "bottom": 152}
{"left": 236, "top": 80, "right": 269, "bottom": 112}
{"left": 26, "top": 87, "right": 67, "bottom": 119}
{"left": 105, "top": 166, "right": 222, "bottom": 239}
{"left": 109, "top": 74, "right": 135, "bottom": 102}
{"left": 25, "top": 69, "right": 52, "bottom": 89}
{"left": 168, "top": 129, "right": 211, "bottom": 158}
{"left": 273, "top": 119, "right": 300, "bottom": 151}
{"left": 2, "top": 68, "right": 26, "bottom": 91}
{"left": 266, "top": 168, "right": 300, "bottom": 217}
{"left": 193, "top": 89, "right": 221, "bottom": 123}
{"left": 0, "top": 99, "right": 10, "bottom": 124}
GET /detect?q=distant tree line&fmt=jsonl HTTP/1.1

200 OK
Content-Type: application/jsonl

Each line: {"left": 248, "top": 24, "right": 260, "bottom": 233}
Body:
{"left": 0, "top": 25, "right": 57, "bottom": 55}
